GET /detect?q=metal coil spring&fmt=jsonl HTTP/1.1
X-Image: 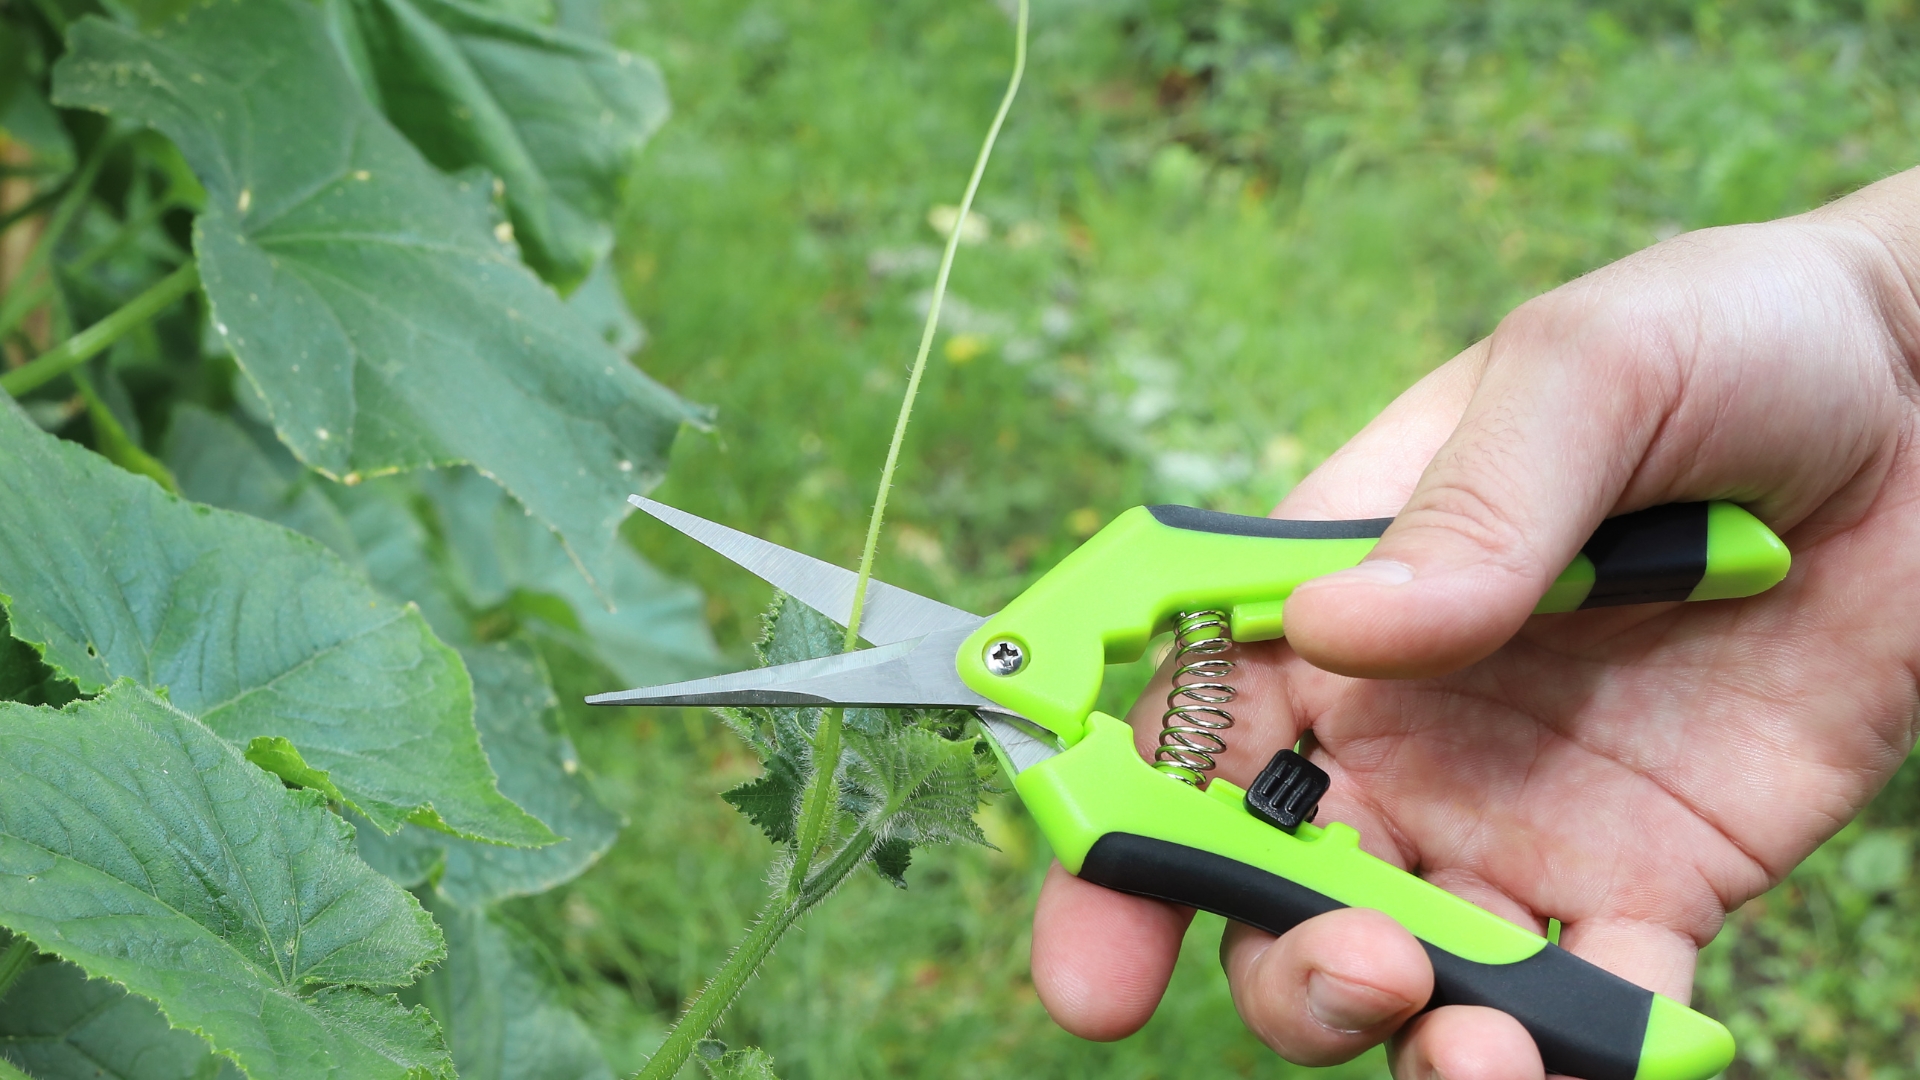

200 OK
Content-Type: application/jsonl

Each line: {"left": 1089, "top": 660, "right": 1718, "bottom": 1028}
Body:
{"left": 1154, "top": 609, "right": 1237, "bottom": 785}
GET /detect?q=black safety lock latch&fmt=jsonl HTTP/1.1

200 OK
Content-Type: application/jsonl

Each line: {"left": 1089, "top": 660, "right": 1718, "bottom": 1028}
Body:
{"left": 1243, "top": 748, "right": 1330, "bottom": 833}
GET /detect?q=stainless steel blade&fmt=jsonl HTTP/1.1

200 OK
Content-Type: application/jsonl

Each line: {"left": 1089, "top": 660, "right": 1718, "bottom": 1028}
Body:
{"left": 978, "top": 712, "right": 1061, "bottom": 774}
{"left": 628, "top": 496, "right": 981, "bottom": 646}
{"left": 588, "top": 626, "right": 997, "bottom": 710}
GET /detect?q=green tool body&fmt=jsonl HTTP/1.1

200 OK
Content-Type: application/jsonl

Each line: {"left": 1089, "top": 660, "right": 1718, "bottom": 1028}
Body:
{"left": 600, "top": 495, "right": 1790, "bottom": 1080}
{"left": 960, "top": 501, "right": 1789, "bottom": 1080}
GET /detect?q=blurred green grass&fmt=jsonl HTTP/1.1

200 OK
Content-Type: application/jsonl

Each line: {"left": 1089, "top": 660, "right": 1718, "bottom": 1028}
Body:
{"left": 514, "top": 3, "right": 1920, "bottom": 1077}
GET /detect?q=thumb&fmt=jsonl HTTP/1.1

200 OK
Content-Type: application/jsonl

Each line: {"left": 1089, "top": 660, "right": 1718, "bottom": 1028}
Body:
{"left": 1283, "top": 293, "right": 1677, "bottom": 679}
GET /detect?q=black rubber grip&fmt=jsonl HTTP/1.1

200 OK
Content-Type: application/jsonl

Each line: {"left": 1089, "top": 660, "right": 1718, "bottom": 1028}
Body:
{"left": 1576, "top": 502, "right": 1707, "bottom": 608}
{"left": 1080, "top": 833, "right": 1653, "bottom": 1080}
{"left": 1147, "top": 501, "right": 1710, "bottom": 610}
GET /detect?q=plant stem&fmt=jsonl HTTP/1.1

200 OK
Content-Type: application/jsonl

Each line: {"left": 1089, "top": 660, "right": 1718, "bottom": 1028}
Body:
{"left": 637, "top": 827, "right": 879, "bottom": 1080}
{"left": 1, "top": 261, "right": 200, "bottom": 398}
{"left": 785, "top": 0, "right": 1029, "bottom": 896}
{"left": 786, "top": 704, "right": 844, "bottom": 897}
{"left": 0, "top": 935, "right": 35, "bottom": 1002}
{"left": 798, "top": 824, "right": 878, "bottom": 906}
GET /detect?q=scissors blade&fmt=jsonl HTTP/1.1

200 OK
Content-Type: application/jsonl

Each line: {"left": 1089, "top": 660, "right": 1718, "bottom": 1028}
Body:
{"left": 587, "top": 625, "right": 996, "bottom": 710}
{"left": 628, "top": 496, "right": 981, "bottom": 646}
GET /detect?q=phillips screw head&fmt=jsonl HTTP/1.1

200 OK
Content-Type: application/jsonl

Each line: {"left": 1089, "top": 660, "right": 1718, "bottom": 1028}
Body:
{"left": 984, "top": 639, "right": 1025, "bottom": 676}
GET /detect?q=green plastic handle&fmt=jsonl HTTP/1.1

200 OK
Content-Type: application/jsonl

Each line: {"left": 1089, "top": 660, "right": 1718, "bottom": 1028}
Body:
{"left": 959, "top": 500, "right": 1788, "bottom": 744}
{"left": 1010, "top": 713, "right": 1736, "bottom": 1080}
{"left": 964, "top": 500, "right": 1786, "bottom": 1080}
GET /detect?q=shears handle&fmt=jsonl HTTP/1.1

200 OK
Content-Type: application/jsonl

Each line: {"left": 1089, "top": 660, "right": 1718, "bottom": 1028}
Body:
{"left": 1017, "top": 715, "right": 1734, "bottom": 1080}
{"left": 978, "top": 501, "right": 1789, "bottom": 1079}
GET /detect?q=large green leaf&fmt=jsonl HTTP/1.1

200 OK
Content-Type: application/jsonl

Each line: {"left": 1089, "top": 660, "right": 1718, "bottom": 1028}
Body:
{"left": 0, "top": 958, "right": 243, "bottom": 1080}
{"left": 408, "top": 894, "right": 612, "bottom": 1080}
{"left": 342, "top": 0, "right": 668, "bottom": 290}
{"left": 421, "top": 468, "right": 720, "bottom": 685}
{"left": 165, "top": 404, "right": 719, "bottom": 684}
{"left": 0, "top": 684, "right": 451, "bottom": 1080}
{"left": 164, "top": 403, "right": 364, "bottom": 563}
{"left": 356, "top": 642, "right": 622, "bottom": 905}
{"left": 0, "top": 403, "right": 549, "bottom": 843}
{"left": 52, "top": 0, "right": 696, "bottom": 596}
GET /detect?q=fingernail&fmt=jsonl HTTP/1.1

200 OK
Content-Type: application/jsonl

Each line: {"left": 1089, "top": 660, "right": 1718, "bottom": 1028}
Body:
{"left": 1303, "top": 559, "right": 1414, "bottom": 589}
{"left": 1306, "top": 972, "right": 1411, "bottom": 1034}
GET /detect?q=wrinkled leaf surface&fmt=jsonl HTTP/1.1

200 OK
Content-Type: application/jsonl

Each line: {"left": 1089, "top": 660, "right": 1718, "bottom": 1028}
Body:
{"left": 0, "top": 404, "right": 549, "bottom": 843}
{"left": 0, "top": 685, "right": 451, "bottom": 1080}
{"left": 357, "top": 643, "right": 622, "bottom": 905}
{"left": 53, "top": 0, "right": 695, "bottom": 594}
{"left": 345, "top": 0, "right": 668, "bottom": 289}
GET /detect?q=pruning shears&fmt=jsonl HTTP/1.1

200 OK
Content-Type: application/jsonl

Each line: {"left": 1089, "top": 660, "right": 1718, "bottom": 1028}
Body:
{"left": 592, "top": 496, "right": 1790, "bottom": 1080}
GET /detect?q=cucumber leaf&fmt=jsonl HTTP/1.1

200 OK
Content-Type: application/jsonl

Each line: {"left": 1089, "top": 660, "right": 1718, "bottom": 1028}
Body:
{"left": 166, "top": 409, "right": 636, "bottom": 901}
{"left": 409, "top": 893, "right": 612, "bottom": 1080}
{"left": 0, "top": 403, "right": 550, "bottom": 844}
{"left": 356, "top": 643, "right": 622, "bottom": 906}
{"left": 420, "top": 468, "right": 720, "bottom": 685}
{"left": 163, "top": 403, "right": 363, "bottom": 563}
{"left": 0, "top": 958, "right": 244, "bottom": 1080}
{"left": 343, "top": 0, "right": 668, "bottom": 291}
{"left": 0, "top": 684, "right": 451, "bottom": 1080}
{"left": 52, "top": 0, "right": 698, "bottom": 597}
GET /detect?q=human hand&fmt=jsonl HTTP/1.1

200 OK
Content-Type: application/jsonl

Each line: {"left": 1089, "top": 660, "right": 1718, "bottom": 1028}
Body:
{"left": 1029, "top": 168, "right": 1920, "bottom": 1078}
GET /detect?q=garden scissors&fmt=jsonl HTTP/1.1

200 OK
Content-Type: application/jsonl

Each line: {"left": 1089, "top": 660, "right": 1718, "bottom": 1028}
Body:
{"left": 592, "top": 495, "right": 1791, "bottom": 1080}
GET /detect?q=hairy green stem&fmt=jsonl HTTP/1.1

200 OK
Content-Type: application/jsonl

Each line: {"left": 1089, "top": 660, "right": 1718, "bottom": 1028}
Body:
{"left": 786, "top": 0, "right": 1029, "bottom": 897}
{"left": 2, "top": 261, "right": 200, "bottom": 398}
{"left": 0, "top": 935, "right": 35, "bottom": 1003}
{"left": 637, "top": 827, "right": 878, "bottom": 1080}
{"left": 786, "top": 704, "right": 844, "bottom": 897}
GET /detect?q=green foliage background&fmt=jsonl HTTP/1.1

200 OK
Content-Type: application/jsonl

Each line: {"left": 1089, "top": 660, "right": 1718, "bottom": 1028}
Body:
{"left": 2, "top": 1, "right": 1918, "bottom": 1079}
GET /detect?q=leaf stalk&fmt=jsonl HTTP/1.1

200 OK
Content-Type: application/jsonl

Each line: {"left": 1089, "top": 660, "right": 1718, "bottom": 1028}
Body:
{"left": 1, "top": 260, "right": 200, "bottom": 398}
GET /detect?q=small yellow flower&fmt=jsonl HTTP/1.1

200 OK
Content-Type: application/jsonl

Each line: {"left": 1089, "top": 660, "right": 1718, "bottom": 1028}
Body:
{"left": 944, "top": 333, "right": 988, "bottom": 363}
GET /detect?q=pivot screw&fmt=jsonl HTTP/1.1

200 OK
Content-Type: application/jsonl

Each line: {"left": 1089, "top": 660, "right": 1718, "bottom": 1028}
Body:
{"left": 984, "top": 639, "right": 1025, "bottom": 676}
